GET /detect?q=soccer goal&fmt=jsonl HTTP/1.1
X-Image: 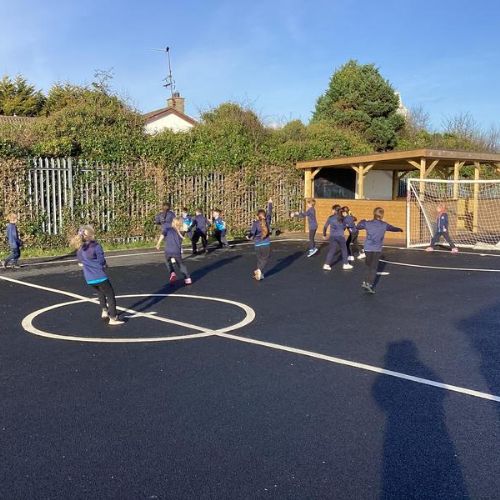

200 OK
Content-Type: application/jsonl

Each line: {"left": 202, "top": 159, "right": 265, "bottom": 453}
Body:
{"left": 406, "top": 178, "right": 500, "bottom": 249}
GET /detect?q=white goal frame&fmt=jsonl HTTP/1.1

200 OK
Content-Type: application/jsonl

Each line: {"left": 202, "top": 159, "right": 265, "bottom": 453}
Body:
{"left": 406, "top": 178, "right": 500, "bottom": 249}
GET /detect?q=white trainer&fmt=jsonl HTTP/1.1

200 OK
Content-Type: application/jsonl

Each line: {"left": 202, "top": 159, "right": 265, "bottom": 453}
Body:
{"left": 343, "top": 263, "right": 353, "bottom": 270}
{"left": 101, "top": 309, "right": 109, "bottom": 319}
{"left": 348, "top": 255, "right": 355, "bottom": 262}
{"left": 323, "top": 264, "right": 332, "bottom": 271}
{"left": 108, "top": 317, "right": 124, "bottom": 326}
{"left": 357, "top": 252, "right": 366, "bottom": 260}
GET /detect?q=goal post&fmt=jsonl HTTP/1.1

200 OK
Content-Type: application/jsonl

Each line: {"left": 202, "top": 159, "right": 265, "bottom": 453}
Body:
{"left": 407, "top": 178, "right": 500, "bottom": 250}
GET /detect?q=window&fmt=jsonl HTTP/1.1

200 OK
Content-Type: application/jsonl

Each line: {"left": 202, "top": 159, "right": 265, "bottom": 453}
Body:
{"left": 314, "top": 168, "right": 355, "bottom": 199}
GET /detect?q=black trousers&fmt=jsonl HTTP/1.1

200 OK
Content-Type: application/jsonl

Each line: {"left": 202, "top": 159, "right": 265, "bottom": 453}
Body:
{"left": 325, "top": 236, "right": 348, "bottom": 265}
{"left": 166, "top": 255, "right": 190, "bottom": 278}
{"left": 346, "top": 232, "right": 360, "bottom": 256}
{"left": 255, "top": 244, "right": 271, "bottom": 272}
{"left": 308, "top": 229, "right": 317, "bottom": 250}
{"left": 91, "top": 280, "right": 117, "bottom": 318}
{"left": 430, "top": 231, "right": 456, "bottom": 249}
{"left": 192, "top": 230, "right": 207, "bottom": 253}
{"left": 214, "top": 229, "right": 228, "bottom": 247}
{"left": 5, "top": 246, "right": 21, "bottom": 265}
{"left": 365, "top": 251, "right": 381, "bottom": 285}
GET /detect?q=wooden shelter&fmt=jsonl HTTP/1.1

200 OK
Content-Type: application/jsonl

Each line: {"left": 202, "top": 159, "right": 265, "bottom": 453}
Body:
{"left": 296, "top": 149, "right": 500, "bottom": 242}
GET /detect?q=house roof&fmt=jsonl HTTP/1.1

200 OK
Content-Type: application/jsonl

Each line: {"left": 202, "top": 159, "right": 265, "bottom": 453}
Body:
{"left": 296, "top": 148, "right": 500, "bottom": 171}
{"left": 143, "top": 107, "right": 197, "bottom": 126}
{"left": 0, "top": 115, "right": 37, "bottom": 126}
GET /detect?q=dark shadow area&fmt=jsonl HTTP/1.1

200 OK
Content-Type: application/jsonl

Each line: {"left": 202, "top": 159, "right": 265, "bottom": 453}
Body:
{"left": 265, "top": 251, "right": 303, "bottom": 278}
{"left": 457, "top": 302, "right": 500, "bottom": 415}
{"left": 125, "top": 255, "right": 241, "bottom": 313}
{"left": 373, "top": 341, "right": 467, "bottom": 499}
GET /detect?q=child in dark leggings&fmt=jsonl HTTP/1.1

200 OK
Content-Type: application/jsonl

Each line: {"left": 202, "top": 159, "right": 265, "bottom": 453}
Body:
{"left": 426, "top": 203, "right": 459, "bottom": 253}
{"left": 72, "top": 226, "right": 123, "bottom": 325}
{"left": 162, "top": 216, "right": 192, "bottom": 285}
{"left": 291, "top": 198, "right": 318, "bottom": 257}
{"left": 356, "top": 207, "right": 403, "bottom": 294}
{"left": 322, "top": 205, "right": 352, "bottom": 271}
{"left": 248, "top": 199, "right": 273, "bottom": 280}
{"left": 190, "top": 208, "right": 209, "bottom": 254}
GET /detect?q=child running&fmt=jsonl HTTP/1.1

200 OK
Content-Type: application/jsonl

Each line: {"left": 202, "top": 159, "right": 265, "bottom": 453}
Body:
{"left": 426, "top": 203, "right": 459, "bottom": 253}
{"left": 71, "top": 225, "right": 123, "bottom": 325}
{"left": 342, "top": 206, "right": 365, "bottom": 261}
{"left": 1, "top": 213, "right": 22, "bottom": 269}
{"left": 248, "top": 199, "right": 273, "bottom": 280}
{"left": 190, "top": 208, "right": 209, "bottom": 254}
{"left": 322, "top": 204, "right": 352, "bottom": 271}
{"left": 162, "top": 216, "right": 192, "bottom": 285}
{"left": 181, "top": 208, "right": 193, "bottom": 237}
{"left": 356, "top": 207, "right": 403, "bottom": 294}
{"left": 155, "top": 202, "right": 176, "bottom": 249}
{"left": 291, "top": 198, "right": 318, "bottom": 257}
{"left": 212, "top": 209, "right": 229, "bottom": 248}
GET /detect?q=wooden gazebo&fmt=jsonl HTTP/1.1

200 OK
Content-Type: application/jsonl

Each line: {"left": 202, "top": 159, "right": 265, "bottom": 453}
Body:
{"left": 296, "top": 149, "right": 500, "bottom": 242}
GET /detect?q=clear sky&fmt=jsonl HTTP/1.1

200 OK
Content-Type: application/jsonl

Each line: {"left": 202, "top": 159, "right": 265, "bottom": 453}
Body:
{"left": 2, "top": 0, "right": 499, "bottom": 129}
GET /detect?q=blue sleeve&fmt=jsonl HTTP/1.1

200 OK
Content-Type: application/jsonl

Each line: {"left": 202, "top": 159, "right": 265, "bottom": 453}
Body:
{"left": 294, "top": 211, "right": 306, "bottom": 219}
{"left": 386, "top": 223, "right": 403, "bottom": 232}
{"left": 323, "top": 218, "right": 329, "bottom": 236}
{"left": 266, "top": 203, "right": 272, "bottom": 226}
{"left": 356, "top": 220, "right": 367, "bottom": 231}
{"left": 249, "top": 221, "right": 258, "bottom": 238}
{"left": 443, "top": 213, "right": 449, "bottom": 230}
{"left": 95, "top": 243, "right": 107, "bottom": 267}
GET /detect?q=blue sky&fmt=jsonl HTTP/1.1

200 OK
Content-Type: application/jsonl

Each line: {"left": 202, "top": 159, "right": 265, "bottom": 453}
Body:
{"left": 2, "top": 0, "right": 499, "bottom": 129}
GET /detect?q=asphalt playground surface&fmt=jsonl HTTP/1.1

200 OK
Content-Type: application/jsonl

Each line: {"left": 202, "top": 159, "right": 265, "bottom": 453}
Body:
{"left": 1, "top": 239, "right": 499, "bottom": 499}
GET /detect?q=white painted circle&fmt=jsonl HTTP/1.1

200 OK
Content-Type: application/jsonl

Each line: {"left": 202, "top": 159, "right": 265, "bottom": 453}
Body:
{"left": 22, "top": 294, "right": 255, "bottom": 343}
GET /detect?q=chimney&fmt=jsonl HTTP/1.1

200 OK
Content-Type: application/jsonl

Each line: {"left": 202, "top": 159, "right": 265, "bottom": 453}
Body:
{"left": 167, "top": 91, "right": 185, "bottom": 114}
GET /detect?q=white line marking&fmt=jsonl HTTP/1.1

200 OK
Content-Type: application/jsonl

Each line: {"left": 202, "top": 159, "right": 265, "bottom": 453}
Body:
{"left": 214, "top": 332, "right": 500, "bottom": 403}
{"left": 380, "top": 259, "right": 500, "bottom": 273}
{"left": 1, "top": 275, "right": 499, "bottom": 403}
{"left": 384, "top": 244, "right": 500, "bottom": 258}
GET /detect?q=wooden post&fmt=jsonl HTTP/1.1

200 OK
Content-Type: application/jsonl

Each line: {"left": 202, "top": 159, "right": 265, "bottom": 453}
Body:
{"left": 304, "top": 169, "right": 312, "bottom": 198}
{"left": 453, "top": 161, "right": 463, "bottom": 200}
{"left": 353, "top": 163, "right": 374, "bottom": 199}
{"left": 392, "top": 170, "right": 399, "bottom": 200}
{"left": 472, "top": 162, "right": 480, "bottom": 234}
{"left": 419, "top": 158, "right": 427, "bottom": 196}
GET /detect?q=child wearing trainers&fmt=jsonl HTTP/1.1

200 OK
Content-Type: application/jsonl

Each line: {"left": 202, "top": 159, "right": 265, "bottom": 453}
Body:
{"left": 190, "top": 208, "right": 209, "bottom": 254}
{"left": 212, "top": 209, "right": 229, "bottom": 248}
{"left": 322, "top": 205, "right": 352, "bottom": 271}
{"left": 181, "top": 208, "right": 193, "bottom": 238}
{"left": 154, "top": 202, "right": 176, "bottom": 249}
{"left": 248, "top": 199, "right": 273, "bottom": 280}
{"left": 1, "top": 213, "right": 22, "bottom": 269}
{"left": 163, "top": 216, "right": 192, "bottom": 285}
{"left": 291, "top": 198, "right": 318, "bottom": 257}
{"left": 356, "top": 207, "right": 403, "bottom": 294}
{"left": 71, "top": 225, "right": 123, "bottom": 325}
{"left": 342, "top": 206, "right": 364, "bottom": 261}
{"left": 426, "top": 203, "right": 458, "bottom": 253}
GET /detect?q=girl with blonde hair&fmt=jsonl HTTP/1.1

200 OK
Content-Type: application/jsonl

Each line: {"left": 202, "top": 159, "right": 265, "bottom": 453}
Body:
{"left": 71, "top": 225, "right": 123, "bottom": 325}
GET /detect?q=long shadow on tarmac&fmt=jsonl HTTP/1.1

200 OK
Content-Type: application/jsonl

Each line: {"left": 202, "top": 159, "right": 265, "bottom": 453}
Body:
{"left": 265, "top": 251, "right": 303, "bottom": 278}
{"left": 125, "top": 255, "right": 241, "bottom": 313}
{"left": 372, "top": 341, "right": 467, "bottom": 499}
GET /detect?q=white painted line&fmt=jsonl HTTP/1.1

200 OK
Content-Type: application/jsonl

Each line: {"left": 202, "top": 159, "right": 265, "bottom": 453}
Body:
{"left": 384, "top": 245, "right": 500, "bottom": 258}
{"left": 214, "top": 332, "right": 500, "bottom": 403}
{"left": 380, "top": 259, "right": 500, "bottom": 273}
{"left": 2, "top": 275, "right": 499, "bottom": 403}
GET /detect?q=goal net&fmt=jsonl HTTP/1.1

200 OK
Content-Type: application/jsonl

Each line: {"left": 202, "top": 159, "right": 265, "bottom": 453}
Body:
{"left": 407, "top": 178, "right": 500, "bottom": 249}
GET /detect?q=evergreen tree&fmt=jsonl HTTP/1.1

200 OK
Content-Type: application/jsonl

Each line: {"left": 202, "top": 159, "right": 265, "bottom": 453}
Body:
{"left": 0, "top": 75, "right": 45, "bottom": 116}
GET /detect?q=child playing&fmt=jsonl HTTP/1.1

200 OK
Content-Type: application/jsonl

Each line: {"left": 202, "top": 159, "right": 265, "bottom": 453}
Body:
{"left": 356, "top": 207, "right": 403, "bottom": 294}
{"left": 190, "top": 208, "right": 209, "bottom": 254}
{"left": 154, "top": 202, "right": 176, "bottom": 249}
{"left": 426, "top": 203, "right": 459, "bottom": 253}
{"left": 291, "top": 198, "right": 318, "bottom": 257}
{"left": 71, "top": 225, "right": 123, "bottom": 325}
{"left": 212, "top": 209, "right": 229, "bottom": 248}
{"left": 322, "top": 205, "right": 352, "bottom": 271}
{"left": 181, "top": 208, "right": 193, "bottom": 238}
{"left": 342, "top": 206, "right": 365, "bottom": 261}
{"left": 248, "top": 199, "right": 273, "bottom": 280}
{"left": 162, "top": 216, "right": 192, "bottom": 285}
{"left": 1, "top": 213, "right": 22, "bottom": 269}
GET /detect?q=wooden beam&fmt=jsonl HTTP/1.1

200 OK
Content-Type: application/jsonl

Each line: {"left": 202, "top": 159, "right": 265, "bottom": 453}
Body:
{"left": 352, "top": 163, "right": 375, "bottom": 199}
{"left": 407, "top": 160, "right": 422, "bottom": 170}
{"left": 425, "top": 159, "right": 439, "bottom": 176}
{"left": 311, "top": 167, "right": 322, "bottom": 179}
{"left": 453, "top": 161, "right": 464, "bottom": 200}
{"left": 472, "top": 162, "right": 480, "bottom": 234}
{"left": 392, "top": 170, "right": 399, "bottom": 200}
{"left": 419, "top": 158, "right": 427, "bottom": 196}
{"left": 304, "top": 169, "right": 312, "bottom": 198}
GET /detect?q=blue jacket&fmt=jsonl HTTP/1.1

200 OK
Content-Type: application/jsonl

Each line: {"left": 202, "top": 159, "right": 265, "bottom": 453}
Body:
{"left": 344, "top": 215, "right": 358, "bottom": 234}
{"left": 356, "top": 219, "right": 402, "bottom": 252}
{"left": 323, "top": 214, "right": 346, "bottom": 238}
{"left": 436, "top": 212, "right": 449, "bottom": 232}
{"left": 213, "top": 217, "right": 226, "bottom": 232}
{"left": 77, "top": 241, "right": 108, "bottom": 284}
{"left": 190, "top": 214, "right": 209, "bottom": 234}
{"left": 182, "top": 215, "right": 192, "bottom": 233}
{"left": 250, "top": 203, "right": 272, "bottom": 246}
{"left": 296, "top": 207, "right": 318, "bottom": 231}
{"left": 155, "top": 209, "right": 176, "bottom": 230}
{"left": 163, "top": 227, "right": 183, "bottom": 257}
{"left": 6, "top": 223, "right": 21, "bottom": 248}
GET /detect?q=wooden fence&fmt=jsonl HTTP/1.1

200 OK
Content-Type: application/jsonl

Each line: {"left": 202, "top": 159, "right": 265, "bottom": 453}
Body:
{"left": 0, "top": 158, "right": 304, "bottom": 241}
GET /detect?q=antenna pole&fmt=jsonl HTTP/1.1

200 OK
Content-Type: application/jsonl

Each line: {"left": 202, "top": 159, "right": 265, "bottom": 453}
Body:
{"left": 166, "top": 46, "right": 174, "bottom": 100}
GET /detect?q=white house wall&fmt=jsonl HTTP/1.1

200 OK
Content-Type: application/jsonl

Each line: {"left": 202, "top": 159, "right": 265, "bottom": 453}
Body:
{"left": 145, "top": 114, "right": 194, "bottom": 134}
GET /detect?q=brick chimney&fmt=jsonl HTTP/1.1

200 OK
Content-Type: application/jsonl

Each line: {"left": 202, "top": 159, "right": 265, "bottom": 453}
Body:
{"left": 167, "top": 92, "right": 185, "bottom": 114}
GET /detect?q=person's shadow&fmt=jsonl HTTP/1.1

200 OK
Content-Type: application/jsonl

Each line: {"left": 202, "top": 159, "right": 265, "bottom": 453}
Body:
{"left": 372, "top": 341, "right": 467, "bottom": 499}
{"left": 125, "top": 255, "right": 241, "bottom": 313}
{"left": 265, "top": 251, "right": 303, "bottom": 278}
